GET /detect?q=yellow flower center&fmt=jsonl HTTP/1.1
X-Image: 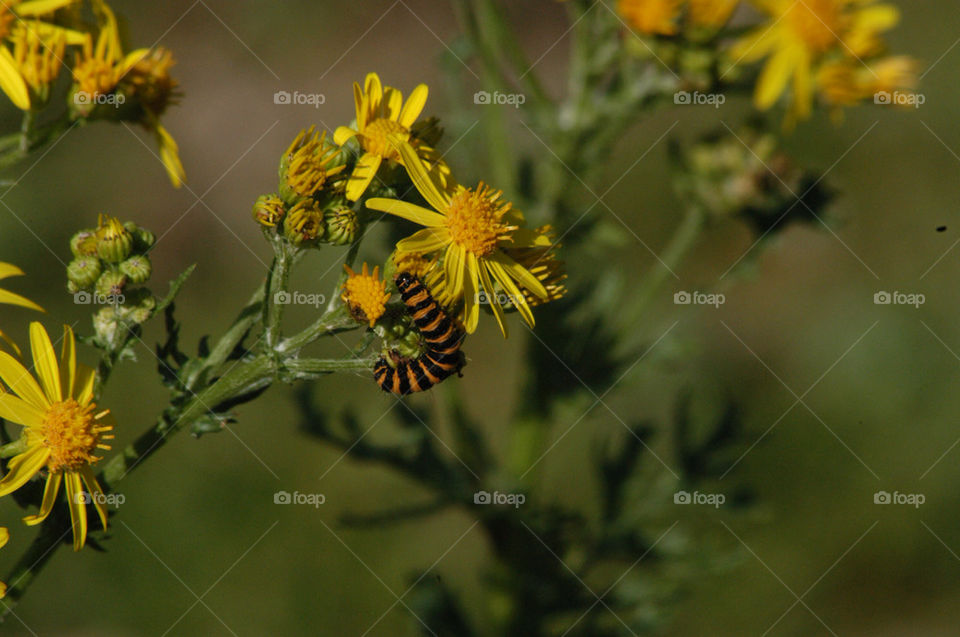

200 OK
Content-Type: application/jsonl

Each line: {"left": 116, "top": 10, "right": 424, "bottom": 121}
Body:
{"left": 341, "top": 265, "right": 389, "bottom": 327}
{"left": 0, "top": 4, "right": 17, "bottom": 41}
{"left": 444, "top": 183, "right": 513, "bottom": 257}
{"left": 38, "top": 399, "right": 113, "bottom": 473}
{"left": 361, "top": 118, "right": 409, "bottom": 160}
{"left": 786, "top": 0, "right": 842, "bottom": 52}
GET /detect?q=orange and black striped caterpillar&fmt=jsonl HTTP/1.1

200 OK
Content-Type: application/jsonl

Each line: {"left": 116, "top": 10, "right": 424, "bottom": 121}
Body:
{"left": 374, "top": 272, "right": 464, "bottom": 395}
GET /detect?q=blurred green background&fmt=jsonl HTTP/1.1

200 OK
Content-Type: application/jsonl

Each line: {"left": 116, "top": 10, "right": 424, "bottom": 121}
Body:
{"left": 0, "top": 0, "right": 958, "bottom": 634}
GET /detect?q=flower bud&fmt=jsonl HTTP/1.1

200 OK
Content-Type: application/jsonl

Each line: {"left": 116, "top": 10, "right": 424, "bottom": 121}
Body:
{"left": 95, "top": 215, "right": 134, "bottom": 263}
{"left": 324, "top": 207, "right": 360, "bottom": 245}
{"left": 67, "top": 257, "right": 102, "bottom": 289}
{"left": 119, "top": 255, "right": 152, "bottom": 284}
{"left": 253, "top": 194, "right": 286, "bottom": 228}
{"left": 134, "top": 227, "right": 156, "bottom": 252}
{"left": 283, "top": 200, "right": 325, "bottom": 247}
{"left": 95, "top": 270, "right": 126, "bottom": 298}
{"left": 70, "top": 230, "right": 98, "bottom": 257}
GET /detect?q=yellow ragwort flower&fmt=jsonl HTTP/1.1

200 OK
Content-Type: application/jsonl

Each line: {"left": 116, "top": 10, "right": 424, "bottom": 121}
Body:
{"left": 72, "top": 4, "right": 185, "bottom": 187}
{"left": 11, "top": 28, "right": 65, "bottom": 106}
{"left": 731, "top": 0, "right": 902, "bottom": 122}
{"left": 367, "top": 139, "right": 554, "bottom": 337}
{"left": 0, "top": 0, "right": 85, "bottom": 110}
{"left": 281, "top": 126, "right": 346, "bottom": 201}
{"left": 341, "top": 263, "right": 390, "bottom": 328}
{"left": 0, "top": 261, "right": 43, "bottom": 354}
{"left": 618, "top": 0, "right": 684, "bottom": 35}
{"left": 0, "top": 323, "right": 115, "bottom": 551}
{"left": 334, "top": 72, "right": 431, "bottom": 201}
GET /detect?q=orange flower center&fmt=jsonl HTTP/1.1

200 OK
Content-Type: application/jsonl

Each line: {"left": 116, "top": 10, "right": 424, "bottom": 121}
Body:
{"left": 341, "top": 265, "right": 389, "bottom": 327}
{"left": 444, "top": 184, "right": 513, "bottom": 257}
{"left": 786, "top": 0, "right": 843, "bottom": 52}
{"left": 38, "top": 399, "right": 113, "bottom": 473}
{"left": 361, "top": 118, "right": 409, "bottom": 160}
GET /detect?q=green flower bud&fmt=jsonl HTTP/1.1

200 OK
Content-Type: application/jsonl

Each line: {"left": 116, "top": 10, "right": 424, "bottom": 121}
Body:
{"left": 95, "top": 270, "right": 126, "bottom": 298}
{"left": 119, "top": 255, "right": 152, "bottom": 284}
{"left": 95, "top": 215, "right": 134, "bottom": 263}
{"left": 282, "top": 200, "right": 325, "bottom": 247}
{"left": 118, "top": 288, "right": 156, "bottom": 324}
{"left": 70, "top": 230, "right": 98, "bottom": 257}
{"left": 253, "top": 194, "right": 286, "bottom": 228}
{"left": 133, "top": 227, "right": 156, "bottom": 252}
{"left": 323, "top": 207, "right": 359, "bottom": 246}
{"left": 67, "top": 257, "right": 102, "bottom": 289}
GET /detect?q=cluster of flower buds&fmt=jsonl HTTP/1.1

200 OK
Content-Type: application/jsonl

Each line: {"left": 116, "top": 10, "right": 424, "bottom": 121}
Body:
{"left": 252, "top": 127, "right": 362, "bottom": 248}
{"left": 68, "top": 215, "right": 157, "bottom": 343}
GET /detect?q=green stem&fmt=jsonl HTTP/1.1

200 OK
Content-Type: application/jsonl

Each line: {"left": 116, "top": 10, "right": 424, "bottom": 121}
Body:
{"left": 263, "top": 240, "right": 295, "bottom": 350}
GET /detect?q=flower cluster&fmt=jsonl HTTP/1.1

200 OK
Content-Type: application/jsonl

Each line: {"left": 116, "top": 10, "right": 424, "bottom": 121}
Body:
{"left": 0, "top": 0, "right": 184, "bottom": 186}
{"left": 68, "top": 215, "right": 157, "bottom": 346}
{"left": 617, "top": 0, "right": 918, "bottom": 123}
{"left": 253, "top": 72, "right": 566, "bottom": 348}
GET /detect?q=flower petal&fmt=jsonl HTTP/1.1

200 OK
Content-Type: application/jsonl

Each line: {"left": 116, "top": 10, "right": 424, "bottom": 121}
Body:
{"left": 0, "top": 263, "right": 24, "bottom": 281}
{"left": 30, "top": 322, "right": 61, "bottom": 403}
{"left": 382, "top": 87, "right": 402, "bottom": 120}
{"left": 363, "top": 72, "right": 382, "bottom": 123}
{"left": 65, "top": 472, "right": 88, "bottom": 551}
{"left": 0, "top": 48, "right": 30, "bottom": 111}
{"left": 0, "top": 328, "right": 20, "bottom": 358}
{"left": 344, "top": 152, "right": 382, "bottom": 202}
{"left": 399, "top": 84, "right": 428, "bottom": 128}
{"left": 396, "top": 227, "right": 452, "bottom": 255}
{"left": 156, "top": 124, "right": 185, "bottom": 188}
{"left": 74, "top": 363, "right": 95, "bottom": 404}
{"left": 353, "top": 82, "right": 366, "bottom": 130}
{"left": 489, "top": 251, "right": 548, "bottom": 300}
{"left": 334, "top": 126, "right": 359, "bottom": 147}
{"left": 0, "top": 527, "right": 8, "bottom": 548}
{"left": 0, "top": 354, "right": 48, "bottom": 412}
{"left": 478, "top": 262, "right": 508, "bottom": 338}
{"left": 488, "top": 258, "right": 535, "bottom": 328}
{"left": 60, "top": 325, "right": 76, "bottom": 401}
{"left": 17, "top": 0, "right": 78, "bottom": 16}
{"left": 754, "top": 45, "right": 796, "bottom": 110}
{"left": 0, "top": 288, "right": 43, "bottom": 312}
{"left": 80, "top": 466, "right": 109, "bottom": 531}
{"left": 366, "top": 198, "right": 445, "bottom": 227}
{"left": 392, "top": 138, "right": 449, "bottom": 212}
{"left": 462, "top": 252, "right": 480, "bottom": 334}
{"left": 0, "top": 445, "right": 49, "bottom": 497}
{"left": 444, "top": 243, "right": 464, "bottom": 301}
{"left": 23, "top": 472, "right": 62, "bottom": 526}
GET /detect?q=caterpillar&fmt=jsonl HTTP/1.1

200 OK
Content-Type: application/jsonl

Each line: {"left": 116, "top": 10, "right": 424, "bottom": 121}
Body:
{"left": 374, "top": 272, "right": 464, "bottom": 395}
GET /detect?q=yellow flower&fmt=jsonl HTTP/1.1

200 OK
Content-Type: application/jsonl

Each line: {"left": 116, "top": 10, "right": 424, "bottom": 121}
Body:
{"left": 688, "top": 0, "right": 739, "bottom": 27}
{"left": 0, "top": 527, "right": 8, "bottom": 597}
{"left": 367, "top": 139, "right": 553, "bottom": 337}
{"left": 11, "top": 28, "right": 64, "bottom": 107}
{"left": 341, "top": 263, "right": 390, "bottom": 328}
{"left": 0, "top": 0, "right": 85, "bottom": 110}
{"left": 281, "top": 126, "right": 345, "bottom": 201}
{"left": 618, "top": 0, "right": 683, "bottom": 35}
{"left": 0, "top": 323, "right": 115, "bottom": 551}
{"left": 817, "top": 54, "right": 917, "bottom": 115}
{"left": 334, "top": 72, "right": 431, "bottom": 202}
{"left": 71, "top": 6, "right": 185, "bottom": 188}
{"left": 501, "top": 228, "right": 567, "bottom": 307}
{"left": 731, "top": 0, "right": 902, "bottom": 121}
{"left": 0, "top": 261, "right": 43, "bottom": 355}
